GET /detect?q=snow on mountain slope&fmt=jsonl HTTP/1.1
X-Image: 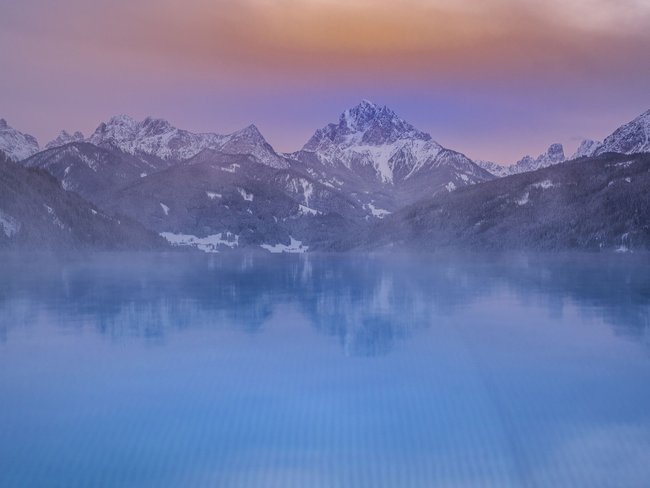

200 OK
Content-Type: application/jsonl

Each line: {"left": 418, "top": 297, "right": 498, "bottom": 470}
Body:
{"left": 218, "top": 124, "right": 289, "bottom": 169}
{"left": 88, "top": 115, "right": 226, "bottom": 161}
{"left": 22, "top": 142, "right": 169, "bottom": 207}
{"left": 478, "top": 110, "right": 650, "bottom": 174}
{"left": 104, "top": 150, "right": 363, "bottom": 252}
{"left": 478, "top": 144, "right": 566, "bottom": 177}
{"left": 0, "top": 119, "right": 40, "bottom": 161}
{"left": 88, "top": 116, "right": 289, "bottom": 167}
{"left": 290, "top": 101, "right": 492, "bottom": 214}
{"left": 475, "top": 160, "right": 511, "bottom": 177}
{"left": 360, "top": 152, "right": 650, "bottom": 252}
{"left": 45, "top": 130, "right": 85, "bottom": 149}
{"left": 296, "top": 100, "right": 486, "bottom": 185}
{"left": 571, "top": 139, "right": 603, "bottom": 159}
{"left": 509, "top": 143, "right": 566, "bottom": 174}
{"left": 569, "top": 110, "right": 650, "bottom": 159}
{"left": 479, "top": 109, "right": 650, "bottom": 177}
{"left": 595, "top": 109, "right": 650, "bottom": 156}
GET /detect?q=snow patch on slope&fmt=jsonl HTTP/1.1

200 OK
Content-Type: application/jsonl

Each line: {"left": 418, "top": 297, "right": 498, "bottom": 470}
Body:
{"left": 260, "top": 237, "right": 308, "bottom": 253}
{"left": 298, "top": 204, "right": 321, "bottom": 216}
{"left": 220, "top": 163, "right": 240, "bottom": 173}
{"left": 161, "top": 232, "right": 239, "bottom": 252}
{"left": 0, "top": 210, "right": 20, "bottom": 237}
{"left": 516, "top": 193, "right": 530, "bottom": 206}
{"left": 532, "top": 179, "right": 555, "bottom": 189}
{"left": 237, "top": 188, "right": 254, "bottom": 201}
{"left": 364, "top": 203, "right": 391, "bottom": 218}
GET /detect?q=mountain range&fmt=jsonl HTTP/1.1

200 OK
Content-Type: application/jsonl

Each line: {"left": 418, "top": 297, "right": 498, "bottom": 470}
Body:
{"left": 357, "top": 152, "right": 650, "bottom": 252}
{"left": 476, "top": 143, "right": 567, "bottom": 177}
{"left": 1, "top": 102, "right": 649, "bottom": 252}
{"left": 476, "top": 109, "right": 650, "bottom": 178}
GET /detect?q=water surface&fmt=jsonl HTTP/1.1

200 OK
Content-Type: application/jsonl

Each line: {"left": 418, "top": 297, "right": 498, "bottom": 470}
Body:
{"left": 1, "top": 252, "right": 649, "bottom": 487}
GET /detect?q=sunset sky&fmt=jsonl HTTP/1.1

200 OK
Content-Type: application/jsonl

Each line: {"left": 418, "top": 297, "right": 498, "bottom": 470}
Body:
{"left": 1, "top": 0, "right": 649, "bottom": 162}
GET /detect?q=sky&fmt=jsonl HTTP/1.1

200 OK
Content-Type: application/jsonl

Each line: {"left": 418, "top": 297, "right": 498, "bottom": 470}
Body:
{"left": 1, "top": 0, "right": 649, "bottom": 163}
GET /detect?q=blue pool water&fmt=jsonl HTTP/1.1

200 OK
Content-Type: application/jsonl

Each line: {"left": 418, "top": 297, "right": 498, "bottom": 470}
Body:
{"left": 1, "top": 252, "right": 649, "bottom": 487}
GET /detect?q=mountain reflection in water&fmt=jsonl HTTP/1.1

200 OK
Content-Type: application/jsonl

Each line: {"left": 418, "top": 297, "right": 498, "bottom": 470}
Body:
{"left": 1, "top": 252, "right": 650, "bottom": 488}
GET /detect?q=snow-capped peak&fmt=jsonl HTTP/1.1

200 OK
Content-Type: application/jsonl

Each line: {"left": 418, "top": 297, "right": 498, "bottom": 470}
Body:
{"left": 99, "top": 114, "right": 139, "bottom": 136}
{"left": 510, "top": 143, "right": 565, "bottom": 173}
{"left": 0, "top": 118, "right": 40, "bottom": 161}
{"left": 220, "top": 124, "right": 289, "bottom": 169}
{"left": 341, "top": 100, "right": 392, "bottom": 131}
{"left": 566, "top": 110, "right": 650, "bottom": 159}
{"left": 90, "top": 115, "right": 140, "bottom": 150}
{"left": 571, "top": 139, "right": 602, "bottom": 159}
{"left": 481, "top": 143, "right": 567, "bottom": 177}
{"left": 303, "top": 100, "right": 433, "bottom": 153}
{"left": 593, "top": 109, "right": 650, "bottom": 156}
{"left": 297, "top": 101, "right": 486, "bottom": 187}
{"left": 88, "top": 115, "right": 226, "bottom": 161}
{"left": 87, "top": 116, "right": 288, "bottom": 167}
{"left": 481, "top": 109, "right": 650, "bottom": 171}
{"left": 228, "top": 124, "right": 264, "bottom": 141}
{"left": 336, "top": 100, "right": 431, "bottom": 146}
{"left": 544, "top": 143, "right": 566, "bottom": 164}
{"left": 139, "top": 117, "right": 175, "bottom": 136}
{"left": 108, "top": 114, "right": 138, "bottom": 125}
{"left": 474, "top": 160, "right": 511, "bottom": 177}
{"left": 45, "top": 130, "right": 85, "bottom": 150}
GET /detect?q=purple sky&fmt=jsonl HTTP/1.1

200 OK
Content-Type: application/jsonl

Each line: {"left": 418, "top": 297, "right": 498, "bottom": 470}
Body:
{"left": 1, "top": 0, "right": 649, "bottom": 163}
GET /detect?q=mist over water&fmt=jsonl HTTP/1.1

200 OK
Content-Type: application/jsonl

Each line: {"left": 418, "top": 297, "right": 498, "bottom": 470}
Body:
{"left": 1, "top": 252, "right": 650, "bottom": 487}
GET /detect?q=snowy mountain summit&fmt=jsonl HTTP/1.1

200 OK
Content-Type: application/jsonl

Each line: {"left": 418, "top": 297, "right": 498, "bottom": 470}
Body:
{"left": 598, "top": 109, "right": 650, "bottom": 156}
{"left": 571, "top": 139, "right": 603, "bottom": 159}
{"left": 0, "top": 119, "right": 40, "bottom": 161}
{"left": 88, "top": 115, "right": 288, "bottom": 167}
{"left": 477, "top": 143, "right": 566, "bottom": 177}
{"left": 298, "top": 100, "right": 489, "bottom": 186}
{"left": 45, "top": 130, "right": 85, "bottom": 149}
{"left": 479, "top": 109, "right": 650, "bottom": 178}
{"left": 88, "top": 115, "right": 226, "bottom": 161}
{"left": 308, "top": 99, "right": 432, "bottom": 148}
{"left": 217, "top": 124, "right": 289, "bottom": 169}
{"left": 512, "top": 143, "right": 566, "bottom": 174}
{"left": 571, "top": 109, "right": 650, "bottom": 159}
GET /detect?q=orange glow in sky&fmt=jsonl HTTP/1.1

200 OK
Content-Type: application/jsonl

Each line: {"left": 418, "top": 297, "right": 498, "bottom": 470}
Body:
{"left": 0, "top": 0, "right": 648, "bottom": 161}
